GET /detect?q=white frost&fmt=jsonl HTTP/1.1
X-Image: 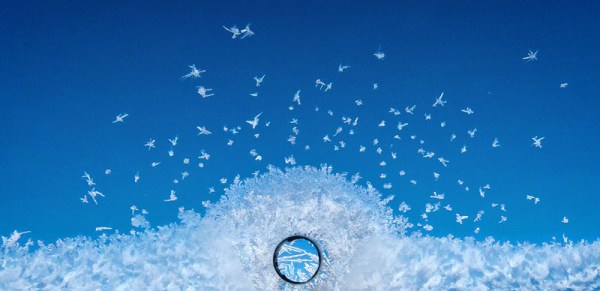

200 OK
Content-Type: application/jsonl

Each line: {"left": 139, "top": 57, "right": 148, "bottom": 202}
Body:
{"left": 0, "top": 167, "right": 598, "bottom": 290}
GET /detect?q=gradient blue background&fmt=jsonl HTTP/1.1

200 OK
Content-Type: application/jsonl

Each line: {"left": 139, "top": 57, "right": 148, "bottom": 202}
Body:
{"left": 1, "top": 1, "right": 598, "bottom": 245}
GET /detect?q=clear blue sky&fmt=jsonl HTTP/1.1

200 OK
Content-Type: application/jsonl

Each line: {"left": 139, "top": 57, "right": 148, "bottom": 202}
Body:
{"left": 0, "top": 1, "right": 599, "bottom": 245}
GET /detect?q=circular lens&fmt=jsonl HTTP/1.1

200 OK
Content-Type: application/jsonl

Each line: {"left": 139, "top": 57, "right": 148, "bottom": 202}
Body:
{"left": 273, "top": 236, "right": 321, "bottom": 284}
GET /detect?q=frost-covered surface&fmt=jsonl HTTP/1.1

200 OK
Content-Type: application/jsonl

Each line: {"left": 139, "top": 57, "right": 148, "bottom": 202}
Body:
{"left": 1, "top": 166, "right": 599, "bottom": 290}
{"left": 206, "top": 165, "right": 404, "bottom": 290}
{"left": 343, "top": 235, "right": 600, "bottom": 290}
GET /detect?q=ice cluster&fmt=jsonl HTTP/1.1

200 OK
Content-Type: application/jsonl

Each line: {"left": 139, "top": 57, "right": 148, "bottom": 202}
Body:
{"left": 0, "top": 166, "right": 598, "bottom": 290}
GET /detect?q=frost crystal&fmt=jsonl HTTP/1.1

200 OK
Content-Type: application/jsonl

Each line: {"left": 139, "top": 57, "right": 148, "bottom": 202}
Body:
{"left": 0, "top": 167, "right": 598, "bottom": 290}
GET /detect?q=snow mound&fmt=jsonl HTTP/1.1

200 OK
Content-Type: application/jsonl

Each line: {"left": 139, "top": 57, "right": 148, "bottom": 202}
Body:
{"left": 1, "top": 166, "right": 598, "bottom": 290}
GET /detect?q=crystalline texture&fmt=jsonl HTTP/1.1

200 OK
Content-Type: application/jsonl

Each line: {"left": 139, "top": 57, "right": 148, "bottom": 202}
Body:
{"left": 0, "top": 167, "right": 598, "bottom": 290}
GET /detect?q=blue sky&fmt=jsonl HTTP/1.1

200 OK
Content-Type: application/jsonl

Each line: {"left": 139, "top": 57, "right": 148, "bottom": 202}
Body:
{"left": 0, "top": 1, "right": 599, "bottom": 245}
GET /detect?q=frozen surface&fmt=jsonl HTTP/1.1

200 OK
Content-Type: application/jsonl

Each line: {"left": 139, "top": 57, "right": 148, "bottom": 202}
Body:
{"left": 1, "top": 167, "right": 599, "bottom": 290}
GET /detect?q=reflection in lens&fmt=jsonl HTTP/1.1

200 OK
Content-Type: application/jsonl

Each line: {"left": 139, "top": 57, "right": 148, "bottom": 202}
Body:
{"left": 273, "top": 236, "right": 321, "bottom": 284}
